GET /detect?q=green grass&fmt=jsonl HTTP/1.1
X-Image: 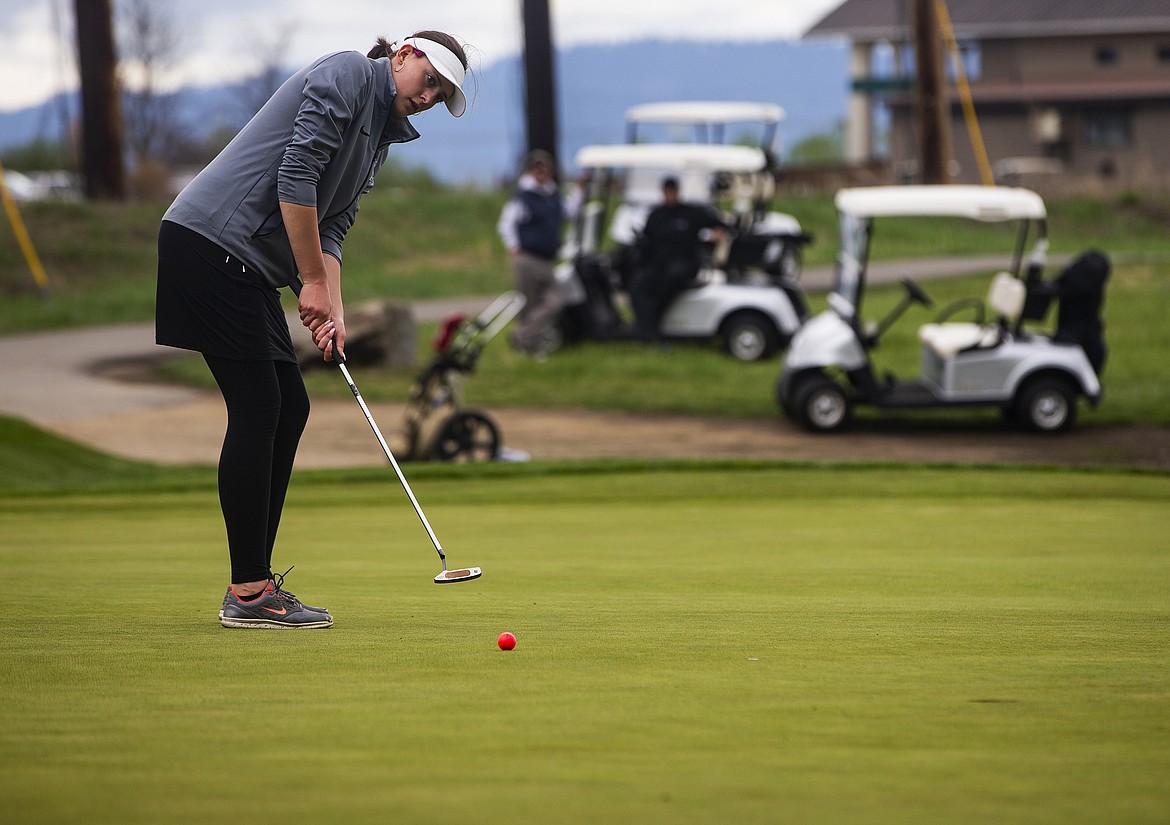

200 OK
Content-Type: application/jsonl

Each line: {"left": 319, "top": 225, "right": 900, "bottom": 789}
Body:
{"left": 2, "top": 459, "right": 1168, "bottom": 824}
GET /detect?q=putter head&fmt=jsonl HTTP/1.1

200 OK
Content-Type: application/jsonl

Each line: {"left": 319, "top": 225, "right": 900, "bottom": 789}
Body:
{"left": 434, "top": 566, "right": 482, "bottom": 584}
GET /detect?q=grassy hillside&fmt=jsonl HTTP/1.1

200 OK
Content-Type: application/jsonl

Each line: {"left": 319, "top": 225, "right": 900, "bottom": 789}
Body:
{"left": 0, "top": 165, "right": 513, "bottom": 330}
{"left": 0, "top": 415, "right": 215, "bottom": 495}
{"left": 5, "top": 179, "right": 1170, "bottom": 331}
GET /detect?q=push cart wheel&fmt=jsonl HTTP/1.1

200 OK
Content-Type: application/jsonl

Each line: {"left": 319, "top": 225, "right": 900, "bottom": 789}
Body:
{"left": 434, "top": 410, "right": 501, "bottom": 462}
{"left": 1014, "top": 376, "right": 1077, "bottom": 433}
{"left": 792, "top": 374, "right": 852, "bottom": 433}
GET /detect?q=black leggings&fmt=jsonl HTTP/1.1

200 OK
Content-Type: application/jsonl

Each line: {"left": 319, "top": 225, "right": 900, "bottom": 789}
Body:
{"left": 203, "top": 355, "right": 310, "bottom": 583}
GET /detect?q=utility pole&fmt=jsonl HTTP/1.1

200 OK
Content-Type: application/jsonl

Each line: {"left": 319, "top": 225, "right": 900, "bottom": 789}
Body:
{"left": 910, "top": 0, "right": 952, "bottom": 183}
{"left": 74, "top": 0, "right": 125, "bottom": 200}
{"left": 521, "top": 0, "right": 558, "bottom": 169}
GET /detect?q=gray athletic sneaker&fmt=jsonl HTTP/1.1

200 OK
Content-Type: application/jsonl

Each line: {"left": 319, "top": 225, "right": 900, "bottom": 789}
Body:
{"left": 218, "top": 567, "right": 331, "bottom": 620}
{"left": 271, "top": 567, "right": 331, "bottom": 615}
{"left": 220, "top": 579, "right": 333, "bottom": 629}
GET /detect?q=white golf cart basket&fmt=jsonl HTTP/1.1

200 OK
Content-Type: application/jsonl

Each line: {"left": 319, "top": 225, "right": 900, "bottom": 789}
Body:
{"left": 776, "top": 185, "right": 1108, "bottom": 433}
{"left": 558, "top": 142, "right": 811, "bottom": 361}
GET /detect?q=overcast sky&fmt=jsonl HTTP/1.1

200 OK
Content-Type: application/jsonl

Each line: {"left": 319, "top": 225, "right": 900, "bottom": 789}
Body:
{"left": 0, "top": 0, "right": 845, "bottom": 112}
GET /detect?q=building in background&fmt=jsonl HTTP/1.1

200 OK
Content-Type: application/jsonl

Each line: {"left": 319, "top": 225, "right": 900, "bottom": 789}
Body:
{"left": 807, "top": 0, "right": 1170, "bottom": 194}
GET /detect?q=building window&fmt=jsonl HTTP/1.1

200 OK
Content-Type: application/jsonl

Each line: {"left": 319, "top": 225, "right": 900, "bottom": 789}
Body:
{"left": 894, "top": 39, "right": 981, "bottom": 81}
{"left": 953, "top": 40, "right": 982, "bottom": 81}
{"left": 1096, "top": 45, "right": 1119, "bottom": 65}
{"left": 1084, "top": 111, "right": 1132, "bottom": 148}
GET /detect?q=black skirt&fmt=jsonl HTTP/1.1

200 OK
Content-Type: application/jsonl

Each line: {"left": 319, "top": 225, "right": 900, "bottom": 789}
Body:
{"left": 155, "top": 220, "right": 298, "bottom": 362}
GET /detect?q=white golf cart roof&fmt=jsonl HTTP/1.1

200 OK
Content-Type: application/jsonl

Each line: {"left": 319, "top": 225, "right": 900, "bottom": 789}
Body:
{"left": 624, "top": 101, "right": 785, "bottom": 126}
{"left": 835, "top": 185, "right": 1047, "bottom": 222}
{"left": 574, "top": 143, "right": 768, "bottom": 174}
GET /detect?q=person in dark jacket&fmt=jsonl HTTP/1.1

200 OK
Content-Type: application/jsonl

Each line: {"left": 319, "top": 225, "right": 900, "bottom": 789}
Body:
{"left": 155, "top": 31, "right": 470, "bottom": 629}
{"left": 496, "top": 150, "right": 585, "bottom": 356}
{"left": 629, "top": 176, "right": 727, "bottom": 342}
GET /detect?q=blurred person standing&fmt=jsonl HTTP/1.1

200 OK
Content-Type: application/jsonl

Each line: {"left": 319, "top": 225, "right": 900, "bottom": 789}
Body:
{"left": 496, "top": 150, "right": 585, "bottom": 357}
{"left": 155, "top": 31, "right": 470, "bottom": 628}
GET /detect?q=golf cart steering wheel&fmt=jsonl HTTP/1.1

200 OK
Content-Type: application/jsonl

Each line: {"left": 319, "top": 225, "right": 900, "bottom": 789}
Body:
{"left": 902, "top": 278, "right": 935, "bottom": 308}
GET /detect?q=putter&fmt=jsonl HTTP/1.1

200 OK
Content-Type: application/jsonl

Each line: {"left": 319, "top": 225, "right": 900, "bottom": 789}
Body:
{"left": 331, "top": 339, "right": 481, "bottom": 584}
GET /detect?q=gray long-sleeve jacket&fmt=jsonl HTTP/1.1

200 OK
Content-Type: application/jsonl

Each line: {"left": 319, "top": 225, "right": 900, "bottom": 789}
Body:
{"left": 163, "top": 51, "right": 419, "bottom": 288}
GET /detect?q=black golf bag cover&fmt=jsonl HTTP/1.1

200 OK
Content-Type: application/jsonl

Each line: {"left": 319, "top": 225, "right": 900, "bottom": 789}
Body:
{"left": 1054, "top": 249, "right": 1110, "bottom": 375}
{"left": 560, "top": 254, "right": 626, "bottom": 342}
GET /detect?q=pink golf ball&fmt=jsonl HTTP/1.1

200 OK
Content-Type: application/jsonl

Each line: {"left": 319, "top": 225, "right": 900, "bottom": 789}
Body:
{"left": 497, "top": 632, "right": 517, "bottom": 651}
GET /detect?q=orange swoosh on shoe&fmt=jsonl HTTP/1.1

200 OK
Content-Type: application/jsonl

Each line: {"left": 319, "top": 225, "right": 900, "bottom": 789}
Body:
{"left": 262, "top": 606, "right": 288, "bottom": 615}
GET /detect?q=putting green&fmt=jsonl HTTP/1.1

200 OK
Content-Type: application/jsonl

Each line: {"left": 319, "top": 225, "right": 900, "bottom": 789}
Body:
{"left": 1, "top": 464, "right": 1167, "bottom": 824}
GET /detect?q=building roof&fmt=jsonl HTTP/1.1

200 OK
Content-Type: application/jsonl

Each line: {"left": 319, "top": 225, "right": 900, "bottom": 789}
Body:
{"left": 806, "top": 0, "right": 1170, "bottom": 41}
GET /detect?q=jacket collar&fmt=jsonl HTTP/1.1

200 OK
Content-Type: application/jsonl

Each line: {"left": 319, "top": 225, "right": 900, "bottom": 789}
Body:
{"left": 377, "top": 58, "right": 421, "bottom": 145}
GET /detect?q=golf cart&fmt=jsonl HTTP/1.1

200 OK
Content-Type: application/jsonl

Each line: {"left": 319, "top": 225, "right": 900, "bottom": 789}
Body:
{"left": 557, "top": 142, "right": 811, "bottom": 361}
{"left": 622, "top": 101, "right": 806, "bottom": 279}
{"left": 776, "top": 185, "right": 1108, "bottom": 433}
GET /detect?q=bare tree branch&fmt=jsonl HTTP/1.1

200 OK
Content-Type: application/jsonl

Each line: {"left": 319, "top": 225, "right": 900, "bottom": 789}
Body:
{"left": 118, "top": 0, "right": 184, "bottom": 163}
{"left": 234, "top": 20, "right": 299, "bottom": 119}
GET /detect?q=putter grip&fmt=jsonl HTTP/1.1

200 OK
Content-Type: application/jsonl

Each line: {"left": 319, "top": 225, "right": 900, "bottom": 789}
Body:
{"left": 289, "top": 280, "right": 343, "bottom": 363}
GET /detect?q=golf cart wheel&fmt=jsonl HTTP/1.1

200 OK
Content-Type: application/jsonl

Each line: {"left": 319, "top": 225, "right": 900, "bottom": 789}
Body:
{"left": 722, "top": 311, "right": 781, "bottom": 362}
{"left": 1013, "top": 376, "right": 1078, "bottom": 433}
{"left": 792, "top": 374, "right": 852, "bottom": 433}
{"left": 434, "top": 410, "right": 501, "bottom": 462}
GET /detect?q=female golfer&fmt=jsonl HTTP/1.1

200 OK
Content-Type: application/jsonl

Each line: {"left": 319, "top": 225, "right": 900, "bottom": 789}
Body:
{"left": 156, "top": 31, "right": 469, "bottom": 628}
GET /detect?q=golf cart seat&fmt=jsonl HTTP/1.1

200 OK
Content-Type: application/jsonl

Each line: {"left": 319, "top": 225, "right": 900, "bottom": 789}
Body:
{"left": 918, "top": 272, "right": 1026, "bottom": 358}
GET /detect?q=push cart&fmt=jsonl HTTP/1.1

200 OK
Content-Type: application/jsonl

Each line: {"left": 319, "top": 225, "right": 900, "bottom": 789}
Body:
{"left": 399, "top": 291, "right": 525, "bottom": 462}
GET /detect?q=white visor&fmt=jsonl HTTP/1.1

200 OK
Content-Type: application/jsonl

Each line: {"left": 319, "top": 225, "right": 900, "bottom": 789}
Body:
{"left": 403, "top": 36, "right": 467, "bottom": 117}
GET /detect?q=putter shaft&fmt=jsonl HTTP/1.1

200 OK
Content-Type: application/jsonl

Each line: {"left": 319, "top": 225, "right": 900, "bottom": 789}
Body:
{"left": 337, "top": 361, "right": 447, "bottom": 568}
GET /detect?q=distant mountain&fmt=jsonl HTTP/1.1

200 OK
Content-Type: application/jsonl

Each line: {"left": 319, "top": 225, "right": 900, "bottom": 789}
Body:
{"left": 0, "top": 38, "right": 849, "bottom": 187}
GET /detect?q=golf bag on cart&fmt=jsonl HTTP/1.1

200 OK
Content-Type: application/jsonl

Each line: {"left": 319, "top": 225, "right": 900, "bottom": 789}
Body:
{"left": 1054, "top": 250, "right": 1110, "bottom": 375}
{"left": 556, "top": 251, "right": 633, "bottom": 344}
{"left": 1023, "top": 249, "right": 1110, "bottom": 375}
